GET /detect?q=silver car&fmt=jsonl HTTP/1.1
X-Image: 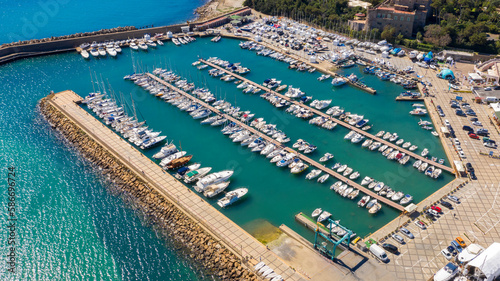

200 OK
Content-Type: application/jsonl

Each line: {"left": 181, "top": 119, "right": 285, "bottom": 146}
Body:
{"left": 392, "top": 234, "right": 405, "bottom": 244}
{"left": 399, "top": 227, "right": 415, "bottom": 239}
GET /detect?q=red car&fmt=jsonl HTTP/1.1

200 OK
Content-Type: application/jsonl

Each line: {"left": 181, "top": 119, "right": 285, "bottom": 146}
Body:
{"left": 469, "top": 133, "right": 479, "bottom": 139}
{"left": 431, "top": 205, "right": 442, "bottom": 213}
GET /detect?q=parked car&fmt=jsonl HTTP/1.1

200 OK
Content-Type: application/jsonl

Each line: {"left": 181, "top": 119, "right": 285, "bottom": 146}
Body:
{"left": 459, "top": 151, "right": 466, "bottom": 158}
{"left": 447, "top": 245, "right": 457, "bottom": 255}
{"left": 470, "top": 117, "right": 478, "bottom": 121}
{"left": 431, "top": 205, "right": 442, "bottom": 213}
{"left": 440, "top": 200, "right": 453, "bottom": 209}
{"left": 441, "top": 248, "right": 453, "bottom": 260}
{"left": 472, "top": 121, "right": 482, "bottom": 126}
{"left": 462, "top": 125, "right": 474, "bottom": 132}
{"left": 445, "top": 120, "right": 451, "bottom": 126}
{"left": 456, "top": 110, "right": 466, "bottom": 116}
{"left": 477, "top": 129, "right": 489, "bottom": 136}
{"left": 382, "top": 243, "right": 399, "bottom": 254}
{"left": 392, "top": 234, "right": 405, "bottom": 244}
{"left": 428, "top": 209, "right": 440, "bottom": 216}
{"left": 434, "top": 263, "right": 459, "bottom": 281}
{"left": 455, "top": 237, "right": 466, "bottom": 248}
{"left": 451, "top": 240, "right": 463, "bottom": 253}
{"left": 470, "top": 171, "right": 477, "bottom": 180}
{"left": 447, "top": 195, "right": 460, "bottom": 203}
{"left": 465, "top": 163, "right": 474, "bottom": 172}
{"left": 453, "top": 139, "right": 460, "bottom": 145}
{"left": 399, "top": 227, "right": 414, "bottom": 239}
{"left": 469, "top": 133, "right": 479, "bottom": 139}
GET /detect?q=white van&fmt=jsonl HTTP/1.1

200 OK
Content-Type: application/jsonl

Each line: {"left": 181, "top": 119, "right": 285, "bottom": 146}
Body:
{"left": 369, "top": 244, "right": 389, "bottom": 262}
{"left": 485, "top": 96, "right": 499, "bottom": 103}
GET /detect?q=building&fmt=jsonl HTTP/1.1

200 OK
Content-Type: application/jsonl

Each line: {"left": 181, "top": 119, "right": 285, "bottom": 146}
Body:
{"left": 465, "top": 242, "right": 500, "bottom": 281}
{"left": 365, "top": 0, "right": 431, "bottom": 37}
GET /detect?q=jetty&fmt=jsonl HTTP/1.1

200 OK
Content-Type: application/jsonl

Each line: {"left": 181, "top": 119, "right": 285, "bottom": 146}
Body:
{"left": 146, "top": 73, "right": 405, "bottom": 212}
{"left": 199, "top": 59, "right": 454, "bottom": 175}
{"left": 395, "top": 96, "right": 424, "bottom": 101}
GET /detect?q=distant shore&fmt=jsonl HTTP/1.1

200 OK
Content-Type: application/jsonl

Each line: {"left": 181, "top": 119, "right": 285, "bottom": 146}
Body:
{"left": 195, "top": 0, "right": 245, "bottom": 22}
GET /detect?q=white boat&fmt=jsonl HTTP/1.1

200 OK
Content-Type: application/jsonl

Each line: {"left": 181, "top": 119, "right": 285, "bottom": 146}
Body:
{"left": 391, "top": 191, "right": 404, "bottom": 201}
{"left": 337, "top": 164, "right": 347, "bottom": 173}
{"left": 106, "top": 47, "right": 117, "bottom": 57}
{"left": 349, "top": 171, "right": 360, "bottom": 180}
{"left": 217, "top": 188, "right": 248, "bottom": 208}
{"left": 97, "top": 47, "right": 106, "bottom": 56}
{"left": 343, "top": 167, "right": 353, "bottom": 176}
{"left": 153, "top": 143, "right": 178, "bottom": 159}
{"left": 138, "top": 41, "right": 148, "bottom": 50}
{"left": 291, "top": 163, "right": 308, "bottom": 174}
{"left": 358, "top": 195, "right": 370, "bottom": 207}
{"left": 317, "top": 211, "right": 331, "bottom": 223}
{"left": 348, "top": 189, "right": 359, "bottom": 200}
{"left": 368, "top": 202, "right": 381, "bottom": 214}
{"left": 89, "top": 48, "right": 99, "bottom": 56}
{"left": 409, "top": 145, "right": 418, "bottom": 151}
{"left": 421, "top": 148, "right": 429, "bottom": 157}
{"left": 318, "top": 174, "right": 330, "bottom": 183}
{"left": 400, "top": 194, "right": 413, "bottom": 205}
{"left": 331, "top": 77, "right": 347, "bottom": 86}
{"left": 361, "top": 176, "right": 373, "bottom": 186}
{"left": 203, "top": 181, "right": 230, "bottom": 198}
{"left": 184, "top": 167, "right": 212, "bottom": 183}
{"left": 306, "top": 169, "right": 322, "bottom": 180}
{"left": 196, "top": 170, "right": 234, "bottom": 192}
{"left": 312, "top": 208, "right": 322, "bottom": 218}
{"left": 319, "top": 153, "right": 334, "bottom": 162}
{"left": 129, "top": 42, "right": 139, "bottom": 50}
{"left": 80, "top": 49, "right": 90, "bottom": 59}
{"left": 159, "top": 151, "right": 186, "bottom": 166}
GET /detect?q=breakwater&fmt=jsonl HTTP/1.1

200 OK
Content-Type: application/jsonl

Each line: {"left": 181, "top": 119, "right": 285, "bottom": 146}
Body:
{"left": 38, "top": 95, "right": 258, "bottom": 281}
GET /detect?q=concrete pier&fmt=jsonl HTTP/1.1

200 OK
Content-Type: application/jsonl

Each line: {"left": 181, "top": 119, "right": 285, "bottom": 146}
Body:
{"left": 46, "top": 90, "right": 307, "bottom": 281}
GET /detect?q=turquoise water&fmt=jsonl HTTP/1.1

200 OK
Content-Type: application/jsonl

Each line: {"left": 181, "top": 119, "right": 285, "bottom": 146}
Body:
{"left": 0, "top": 0, "right": 206, "bottom": 44}
{"left": 0, "top": 36, "right": 453, "bottom": 279}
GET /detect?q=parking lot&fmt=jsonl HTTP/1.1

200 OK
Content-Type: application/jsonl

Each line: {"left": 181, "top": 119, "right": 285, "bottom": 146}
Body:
{"left": 364, "top": 58, "right": 500, "bottom": 280}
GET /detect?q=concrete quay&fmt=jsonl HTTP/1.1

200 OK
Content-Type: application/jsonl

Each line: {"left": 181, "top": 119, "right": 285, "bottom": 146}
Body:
{"left": 47, "top": 90, "right": 307, "bottom": 281}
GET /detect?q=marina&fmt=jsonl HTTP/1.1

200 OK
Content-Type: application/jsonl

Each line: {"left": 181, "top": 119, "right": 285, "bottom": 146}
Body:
{"left": 146, "top": 72, "right": 406, "bottom": 211}
{"left": 200, "top": 58, "right": 454, "bottom": 174}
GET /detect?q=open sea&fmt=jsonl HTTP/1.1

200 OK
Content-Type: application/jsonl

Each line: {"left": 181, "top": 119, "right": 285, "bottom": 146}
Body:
{"left": 0, "top": 0, "right": 207, "bottom": 44}
{"left": 0, "top": 15, "right": 452, "bottom": 280}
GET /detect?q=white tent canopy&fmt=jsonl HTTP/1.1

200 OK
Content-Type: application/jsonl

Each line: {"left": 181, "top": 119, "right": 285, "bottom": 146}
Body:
{"left": 491, "top": 102, "right": 500, "bottom": 113}
{"left": 469, "top": 72, "right": 483, "bottom": 81}
{"left": 466, "top": 242, "right": 500, "bottom": 281}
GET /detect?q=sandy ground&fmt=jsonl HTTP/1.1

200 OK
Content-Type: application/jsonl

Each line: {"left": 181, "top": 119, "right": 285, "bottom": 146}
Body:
{"left": 196, "top": 0, "right": 245, "bottom": 22}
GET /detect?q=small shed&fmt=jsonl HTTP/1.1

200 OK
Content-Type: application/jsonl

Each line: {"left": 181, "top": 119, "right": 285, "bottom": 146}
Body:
{"left": 181, "top": 26, "right": 190, "bottom": 33}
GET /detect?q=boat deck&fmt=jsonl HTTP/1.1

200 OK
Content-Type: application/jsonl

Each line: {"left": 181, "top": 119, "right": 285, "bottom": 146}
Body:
{"left": 146, "top": 73, "right": 406, "bottom": 212}
{"left": 199, "top": 59, "right": 454, "bottom": 175}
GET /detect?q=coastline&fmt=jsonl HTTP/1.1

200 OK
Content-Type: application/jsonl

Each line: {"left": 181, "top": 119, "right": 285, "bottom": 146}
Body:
{"left": 195, "top": 0, "right": 246, "bottom": 22}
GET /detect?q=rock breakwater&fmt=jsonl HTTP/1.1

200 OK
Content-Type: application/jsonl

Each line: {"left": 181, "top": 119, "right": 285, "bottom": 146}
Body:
{"left": 38, "top": 96, "right": 258, "bottom": 281}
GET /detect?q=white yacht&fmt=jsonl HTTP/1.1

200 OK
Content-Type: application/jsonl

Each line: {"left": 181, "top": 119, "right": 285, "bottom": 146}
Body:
{"left": 306, "top": 169, "right": 322, "bottom": 180}
{"left": 153, "top": 143, "right": 178, "bottom": 159}
{"left": 80, "top": 49, "right": 90, "bottom": 59}
{"left": 203, "top": 181, "right": 230, "bottom": 198}
{"left": 184, "top": 167, "right": 212, "bottom": 183}
{"left": 196, "top": 170, "right": 234, "bottom": 192}
{"left": 217, "top": 188, "right": 248, "bottom": 208}
{"left": 331, "top": 77, "right": 347, "bottom": 86}
{"left": 319, "top": 153, "right": 334, "bottom": 162}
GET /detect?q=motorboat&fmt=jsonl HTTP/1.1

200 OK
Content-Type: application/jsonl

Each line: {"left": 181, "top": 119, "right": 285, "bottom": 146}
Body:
{"left": 330, "top": 181, "right": 343, "bottom": 191}
{"left": 80, "top": 49, "right": 90, "bottom": 59}
{"left": 349, "top": 171, "right": 360, "bottom": 180}
{"left": 319, "top": 153, "right": 334, "bottom": 162}
{"left": 409, "top": 144, "right": 418, "bottom": 151}
{"left": 195, "top": 170, "right": 234, "bottom": 192}
{"left": 400, "top": 194, "right": 413, "bottom": 205}
{"left": 291, "top": 162, "right": 309, "bottom": 174}
{"left": 421, "top": 148, "right": 429, "bottom": 157}
{"left": 347, "top": 189, "right": 359, "bottom": 200}
{"left": 138, "top": 41, "right": 148, "bottom": 50}
{"left": 337, "top": 164, "right": 347, "bottom": 173}
{"left": 312, "top": 208, "right": 323, "bottom": 218}
{"left": 343, "top": 167, "right": 353, "bottom": 176}
{"left": 361, "top": 176, "right": 373, "bottom": 186}
{"left": 368, "top": 202, "right": 381, "bottom": 214}
{"left": 358, "top": 195, "right": 370, "bottom": 207}
{"left": 410, "top": 108, "right": 427, "bottom": 115}
{"left": 306, "top": 169, "right": 322, "bottom": 180}
{"left": 217, "top": 188, "right": 248, "bottom": 208}
{"left": 166, "top": 155, "right": 192, "bottom": 170}
{"left": 317, "top": 211, "right": 331, "bottom": 223}
{"left": 331, "top": 77, "right": 347, "bottom": 86}
{"left": 129, "top": 42, "right": 139, "bottom": 50}
{"left": 342, "top": 187, "right": 353, "bottom": 197}
{"left": 366, "top": 199, "right": 377, "bottom": 209}
{"left": 203, "top": 181, "right": 230, "bottom": 198}
{"left": 391, "top": 191, "right": 404, "bottom": 201}
{"left": 418, "top": 162, "right": 429, "bottom": 172}
{"left": 159, "top": 151, "right": 186, "bottom": 167}
{"left": 184, "top": 167, "right": 212, "bottom": 183}
{"left": 106, "top": 47, "right": 117, "bottom": 57}
{"left": 317, "top": 174, "right": 330, "bottom": 183}
{"left": 89, "top": 48, "right": 99, "bottom": 57}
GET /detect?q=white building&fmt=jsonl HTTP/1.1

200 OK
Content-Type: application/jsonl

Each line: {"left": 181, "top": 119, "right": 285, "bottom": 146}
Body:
{"left": 465, "top": 242, "right": 500, "bottom": 281}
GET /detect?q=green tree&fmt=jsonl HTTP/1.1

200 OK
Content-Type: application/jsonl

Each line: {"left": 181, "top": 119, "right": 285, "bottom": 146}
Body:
{"left": 395, "top": 33, "right": 404, "bottom": 45}
{"left": 469, "top": 33, "right": 487, "bottom": 46}
{"left": 380, "top": 25, "right": 396, "bottom": 43}
{"left": 416, "top": 32, "right": 423, "bottom": 42}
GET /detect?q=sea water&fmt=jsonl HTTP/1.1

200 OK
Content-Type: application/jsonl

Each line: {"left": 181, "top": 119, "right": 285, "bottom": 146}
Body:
{"left": 0, "top": 37, "right": 453, "bottom": 279}
{"left": 0, "top": 0, "right": 207, "bottom": 44}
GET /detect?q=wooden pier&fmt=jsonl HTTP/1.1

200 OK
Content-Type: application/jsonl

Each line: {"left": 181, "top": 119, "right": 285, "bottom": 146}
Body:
{"left": 199, "top": 59, "right": 454, "bottom": 175}
{"left": 395, "top": 96, "right": 424, "bottom": 101}
{"left": 146, "top": 73, "right": 406, "bottom": 212}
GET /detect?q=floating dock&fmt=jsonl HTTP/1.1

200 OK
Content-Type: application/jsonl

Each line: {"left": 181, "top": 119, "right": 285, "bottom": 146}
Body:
{"left": 146, "top": 73, "right": 406, "bottom": 212}
{"left": 199, "top": 59, "right": 454, "bottom": 175}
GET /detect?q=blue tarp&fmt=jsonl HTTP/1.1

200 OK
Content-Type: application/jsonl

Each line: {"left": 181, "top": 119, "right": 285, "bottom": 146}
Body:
{"left": 426, "top": 51, "right": 433, "bottom": 59}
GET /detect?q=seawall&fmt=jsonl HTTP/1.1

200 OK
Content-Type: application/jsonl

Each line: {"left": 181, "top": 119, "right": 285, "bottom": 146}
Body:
{"left": 38, "top": 95, "right": 258, "bottom": 280}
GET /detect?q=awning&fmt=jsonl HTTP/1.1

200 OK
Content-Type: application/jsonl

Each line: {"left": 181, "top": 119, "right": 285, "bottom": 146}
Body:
{"left": 404, "top": 203, "right": 417, "bottom": 213}
{"left": 441, "top": 127, "right": 450, "bottom": 134}
{"left": 454, "top": 161, "right": 464, "bottom": 172}
{"left": 491, "top": 102, "right": 500, "bottom": 112}
{"left": 466, "top": 242, "right": 500, "bottom": 281}
{"left": 469, "top": 72, "right": 483, "bottom": 81}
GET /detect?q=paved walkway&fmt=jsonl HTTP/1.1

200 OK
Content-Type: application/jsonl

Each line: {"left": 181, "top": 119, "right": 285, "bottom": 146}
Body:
{"left": 146, "top": 72, "right": 404, "bottom": 212}
{"left": 48, "top": 90, "right": 307, "bottom": 281}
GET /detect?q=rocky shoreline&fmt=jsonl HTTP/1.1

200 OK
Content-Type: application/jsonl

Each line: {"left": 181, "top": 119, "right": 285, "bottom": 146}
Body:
{"left": 38, "top": 96, "right": 258, "bottom": 281}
